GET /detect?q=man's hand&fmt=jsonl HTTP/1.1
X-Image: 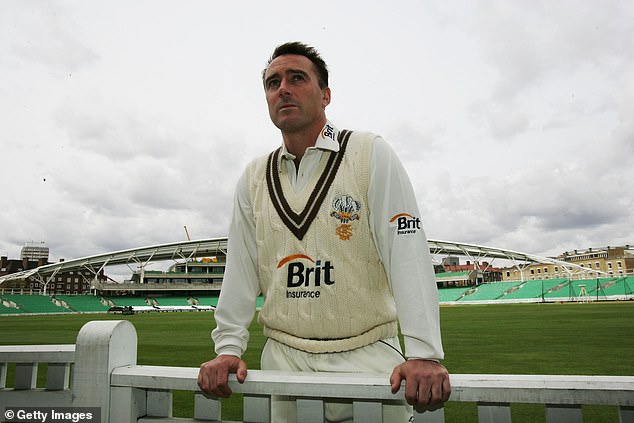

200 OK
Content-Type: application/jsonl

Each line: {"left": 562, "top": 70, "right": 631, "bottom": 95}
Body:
{"left": 390, "top": 359, "right": 451, "bottom": 412}
{"left": 197, "top": 354, "right": 248, "bottom": 398}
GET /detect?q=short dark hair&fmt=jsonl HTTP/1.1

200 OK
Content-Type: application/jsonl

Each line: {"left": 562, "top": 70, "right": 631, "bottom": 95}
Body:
{"left": 262, "top": 42, "right": 329, "bottom": 89}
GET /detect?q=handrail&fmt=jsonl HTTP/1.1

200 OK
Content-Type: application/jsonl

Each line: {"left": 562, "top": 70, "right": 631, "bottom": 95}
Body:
{"left": 109, "top": 366, "right": 634, "bottom": 422}
{"left": 111, "top": 365, "right": 634, "bottom": 406}
{"left": 1, "top": 321, "right": 633, "bottom": 423}
{"left": 0, "top": 345, "right": 74, "bottom": 363}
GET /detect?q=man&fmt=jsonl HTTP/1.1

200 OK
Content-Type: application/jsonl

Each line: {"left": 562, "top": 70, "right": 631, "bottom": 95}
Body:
{"left": 198, "top": 42, "right": 450, "bottom": 422}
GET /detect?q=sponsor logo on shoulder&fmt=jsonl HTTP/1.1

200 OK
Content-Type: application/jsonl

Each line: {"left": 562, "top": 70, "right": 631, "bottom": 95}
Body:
{"left": 277, "top": 254, "right": 335, "bottom": 299}
{"left": 321, "top": 123, "right": 336, "bottom": 141}
{"left": 389, "top": 213, "right": 421, "bottom": 235}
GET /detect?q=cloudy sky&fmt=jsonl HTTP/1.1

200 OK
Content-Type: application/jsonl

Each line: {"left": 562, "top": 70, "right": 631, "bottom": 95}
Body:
{"left": 1, "top": 1, "right": 632, "bottom": 271}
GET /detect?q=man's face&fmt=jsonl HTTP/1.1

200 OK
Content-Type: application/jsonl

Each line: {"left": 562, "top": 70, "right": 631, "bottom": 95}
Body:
{"left": 263, "top": 54, "right": 331, "bottom": 133}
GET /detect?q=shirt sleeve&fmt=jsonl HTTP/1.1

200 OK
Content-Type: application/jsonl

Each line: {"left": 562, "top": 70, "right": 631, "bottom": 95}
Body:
{"left": 367, "top": 136, "right": 445, "bottom": 360}
{"left": 211, "top": 171, "right": 261, "bottom": 358}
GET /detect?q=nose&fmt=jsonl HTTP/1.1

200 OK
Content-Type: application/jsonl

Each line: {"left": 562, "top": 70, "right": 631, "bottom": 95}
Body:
{"left": 278, "top": 80, "right": 291, "bottom": 97}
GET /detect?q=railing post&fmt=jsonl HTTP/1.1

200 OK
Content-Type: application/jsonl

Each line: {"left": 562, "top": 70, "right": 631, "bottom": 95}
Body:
{"left": 72, "top": 320, "right": 138, "bottom": 423}
{"left": 14, "top": 363, "right": 37, "bottom": 389}
{"left": 477, "top": 402, "right": 511, "bottom": 423}
{"left": 352, "top": 400, "right": 382, "bottom": 422}
{"left": 243, "top": 394, "right": 270, "bottom": 422}
{"left": 620, "top": 406, "right": 634, "bottom": 423}
{"left": 46, "top": 362, "right": 71, "bottom": 390}
{"left": 546, "top": 404, "right": 582, "bottom": 423}
{"left": 0, "top": 362, "right": 6, "bottom": 388}
{"left": 109, "top": 384, "right": 146, "bottom": 423}
{"left": 296, "top": 398, "right": 324, "bottom": 423}
{"left": 415, "top": 408, "right": 445, "bottom": 423}
{"left": 146, "top": 389, "right": 172, "bottom": 417}
{"left": 194, "top": 393, "right": 221, "bottom": 421}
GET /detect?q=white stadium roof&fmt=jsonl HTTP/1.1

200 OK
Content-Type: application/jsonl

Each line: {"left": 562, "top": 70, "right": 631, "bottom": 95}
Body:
{"left": 0, "top": 237, "right": 603, "bottom": 286}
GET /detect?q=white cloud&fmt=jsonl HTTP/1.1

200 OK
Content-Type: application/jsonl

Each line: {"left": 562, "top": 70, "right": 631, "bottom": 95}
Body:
{"left": 0, "top": 0, "right": 632, "bottom": 269}
{"left": 0, "top": 1, "right": 98, "bottom": 73}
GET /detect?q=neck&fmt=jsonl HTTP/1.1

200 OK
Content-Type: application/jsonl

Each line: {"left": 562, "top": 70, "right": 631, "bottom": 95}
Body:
{"left": 282, "top": 117, "right": 327, "bottom": 163}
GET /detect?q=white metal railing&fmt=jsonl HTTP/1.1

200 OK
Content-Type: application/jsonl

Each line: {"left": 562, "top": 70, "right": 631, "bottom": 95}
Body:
{"left": 1, "top": 320, "right": 633, "bottom": 423}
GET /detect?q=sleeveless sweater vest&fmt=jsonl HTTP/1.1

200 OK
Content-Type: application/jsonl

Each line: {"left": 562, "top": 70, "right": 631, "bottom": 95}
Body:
{"left": 245, "top": 130, "right": 398, "bottom": 353}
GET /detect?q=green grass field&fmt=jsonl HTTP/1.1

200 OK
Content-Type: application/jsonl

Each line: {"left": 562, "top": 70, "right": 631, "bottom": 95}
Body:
{"left": 1, "top": 302, "right": 633, "bottom": 422}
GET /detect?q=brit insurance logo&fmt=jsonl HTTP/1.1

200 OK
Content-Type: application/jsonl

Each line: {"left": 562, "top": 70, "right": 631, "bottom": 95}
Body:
{"left": 277, "top": 254, "right": 335, "bottom": 299}
{"left": 390, "top": 212, "right": 421, "bottom": 235}
{"left": 321, "top": 123, "right": 336, "bottom": 141}
{"left": 330, "top": 195, "right": 361, "bottom": 241}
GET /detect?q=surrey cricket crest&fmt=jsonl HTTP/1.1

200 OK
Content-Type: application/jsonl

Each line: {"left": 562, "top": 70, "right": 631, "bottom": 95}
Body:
{"left": 330, "top": 195, "right": 361, "bottom": 240}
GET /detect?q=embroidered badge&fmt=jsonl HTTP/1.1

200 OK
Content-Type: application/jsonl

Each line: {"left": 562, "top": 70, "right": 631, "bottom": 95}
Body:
{"left": 330, "top": 195, "right": 361, "bottom": 240}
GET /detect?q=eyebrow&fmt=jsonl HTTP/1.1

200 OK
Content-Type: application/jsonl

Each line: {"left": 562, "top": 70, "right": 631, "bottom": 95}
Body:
{"left": 265, "top": 68, "right": 310, "bottom": 86}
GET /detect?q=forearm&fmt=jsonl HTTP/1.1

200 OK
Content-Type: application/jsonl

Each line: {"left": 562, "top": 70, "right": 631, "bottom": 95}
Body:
{"left": 390, "top": 239, "right": 444, "bottom": 360}
{"left": 368, "top": 136, "right": 445, "bottom": 360}
{"left": 211, "top": 173, "right": 260, "bottom": 357}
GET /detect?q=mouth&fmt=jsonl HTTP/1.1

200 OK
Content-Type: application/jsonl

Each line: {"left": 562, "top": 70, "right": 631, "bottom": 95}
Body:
{"left": 278, "top": 103, "right": 298, "bottom": 111}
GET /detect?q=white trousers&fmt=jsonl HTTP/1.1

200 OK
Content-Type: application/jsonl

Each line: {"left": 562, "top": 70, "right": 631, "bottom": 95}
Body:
{"left": 260, "top": 337, "right": 413, "bottom": 423}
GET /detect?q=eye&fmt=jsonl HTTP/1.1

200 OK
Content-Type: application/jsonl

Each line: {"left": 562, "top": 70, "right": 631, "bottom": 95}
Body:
{"left": 291, "top": 74, "right": 305, "bottom": 82}
{"left": 266, "top": 78, "right": 280, "bottom": 89}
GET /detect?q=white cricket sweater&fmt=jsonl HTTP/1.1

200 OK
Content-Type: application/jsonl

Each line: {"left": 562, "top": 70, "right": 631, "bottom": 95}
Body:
{"left": 246, "top": 129, "right": 398, "bottom": 353}
{"left": 212, "top": 121, "right": 444, "bottom": 360}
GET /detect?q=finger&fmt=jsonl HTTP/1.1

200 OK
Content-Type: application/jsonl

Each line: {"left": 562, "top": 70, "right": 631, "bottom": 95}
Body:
{"left": 442, "top": 375, "right": 452, "bottom": 402}
{"left": 199, "top": 370, "right": 227, "bottom": 399}
{"left": 197, "top": 368, "right": 208, "bottom": 392}
{"left": 423, "top": 401, "right": 444, "bottom": 412}
{"left": 402, "top": 377, "right": 421, "bottom": 406}
{"left": 389, "top": 366, "right": 405, "bottom": 393}
{"left": 413, "top": 389, "right": 432, "bottom": 414}
{"left": 198, "top": 364, "right": 214, "bottom": 394}
{"left": 419, "top": 376, "right": 437, "bottom": 406}
{"left": 236, "top": 360, "right": 248, "bottom": 383}
{"left": 214, "top": 368, "right": 233, "bottom": 398}
{"left": 429, "top": 378, "right": 445, "bottom": 405}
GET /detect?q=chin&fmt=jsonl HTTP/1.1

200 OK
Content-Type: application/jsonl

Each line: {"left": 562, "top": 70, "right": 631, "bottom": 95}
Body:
{"left": 274, "top": 118, "right": 305, "bottom": 132}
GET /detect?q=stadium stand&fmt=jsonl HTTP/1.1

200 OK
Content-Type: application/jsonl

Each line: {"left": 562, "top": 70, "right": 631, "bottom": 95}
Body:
{"left": 569, "top": 279, "right": 596, "bottom": 298}
{"left": 191, "top": 296, "right": 219, "bottom": 308}
{"left": 107, "top": 297, "right": 155, "bottom": 307}
{"left": 458, "top": 281, "right": 523, "bottom": 301}
{"left": 56, "top": 295, "right": 111, "bottom": 312}
{"left": 153, "top": 296, "right": 197, "bottom": 306}
{"left": 535, "top": 278, "right": 571, "bottom": 299}
{"left": 1, "top": 277, "right": 632, "bottom": 315}
{"left": 437, "top": 287, "right": 471, "bottom": 302}
{"left": 599, "top": 276, "right": 634, "bottom": 296}
{"left": 2, "top": 294, "right": 71, "bottom": 313}
{"left": 501, "top": 280, "right": 544, "bottom": 300}
{"left": 0, "top": 305, "right": 23, "bottom": 314}
{"left": 585, "top": 276, "right": 630, "bottom": 296}
{"left": 0, "top": 298, "right": 23, "bottom": 314}
{"left": 543, "top": 280, "right": 578, "bottom": 299}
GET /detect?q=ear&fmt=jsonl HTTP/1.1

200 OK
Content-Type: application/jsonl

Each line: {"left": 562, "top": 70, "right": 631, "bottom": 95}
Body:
{"left": 322, "top": 87, "right": 331, "bottom": 107}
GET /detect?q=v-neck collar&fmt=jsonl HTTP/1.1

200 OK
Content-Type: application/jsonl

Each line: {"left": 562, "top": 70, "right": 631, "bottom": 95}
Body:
{"left": 266, "top": 129, "right": 353, "bottom": 240}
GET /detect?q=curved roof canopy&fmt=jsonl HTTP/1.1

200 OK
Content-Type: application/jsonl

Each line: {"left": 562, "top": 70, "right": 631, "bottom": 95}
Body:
{"left": 0, "top": 237, "right": 604, "bottom": 286}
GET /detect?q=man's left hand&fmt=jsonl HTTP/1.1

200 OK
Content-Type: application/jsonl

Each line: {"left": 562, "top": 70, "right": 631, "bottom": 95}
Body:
{"left": 389, "top": 359, "right": 451, "bottom": 412}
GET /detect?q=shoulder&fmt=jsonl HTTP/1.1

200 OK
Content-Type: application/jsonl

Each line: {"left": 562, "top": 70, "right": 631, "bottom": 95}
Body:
{"left": 346, "top": 130, "right": 380, "bottom": 144}
{"left": 246, "top": 149, "right": 276, "bottom": 173}
{"left": 341, "top": 130, "right": 377, "bottom": 153}
{"left": 344, "top": 130, "right": 391, "bottom": 149}
{"left": 242, "top": 149, "right": 277, "bottom": 192}
{"left": 343, "top": 131, "right": 407, "bottom": 179}
{"left": 343, "top": 131, "right": 395, "bottom": 160}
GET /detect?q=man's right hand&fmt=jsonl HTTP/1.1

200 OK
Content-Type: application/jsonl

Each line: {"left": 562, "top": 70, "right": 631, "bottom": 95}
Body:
{"left": 197, "top": 354, "right": 248, "bottom": 398}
